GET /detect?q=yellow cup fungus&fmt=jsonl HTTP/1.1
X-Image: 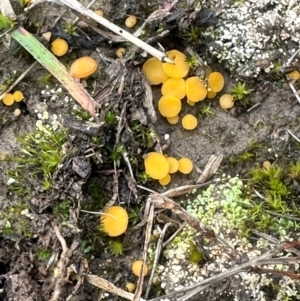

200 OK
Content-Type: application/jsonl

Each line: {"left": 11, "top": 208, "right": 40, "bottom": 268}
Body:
{"left": 142, "top": 57, "right": 168, "bottom": 85}
{"left": 94, "top": 9, "right": 104, "bottom": 17}
{"left": 116, "top": 47, "right": 126, "bottom": 58}
{"left": 70, "top": 56, "right": 98, "bottom": 79}
{"left": 162, "top": 50, "right": 189, "bottom": 79}
{"left": 182, "top": 114, "right": 198, "bottom": 130}
{"left": 126, "top": 282, "right": 135, "bottom": 292}
{"left": 167, "top": 115, "right": 179, "bottom": 124}
{"left": 187, "top": 100, "right": 196, "bottom": 106}
{"left": 286, "top": 70, "right": 300, "bottom": 81}
{"left": 3, "top": 93, "right": 14, "bottom": 106}
{"left": 159, "top": 174, "right": 171, "bottom": 185}
{"left": 178, "top": 157, "right": 193, "bottom": 174}
{"left": 161, "top": 78, "right": 186, "bottom": 100}
{"left": 166, "top": 157, "right": 179, "bottom": 174}
{"left": 13, "top": 91, "right": 24, "bottom": 102}
{"left": 125, "top": 15, "right": 137, "bottom": 28}
{"left": 13, "top": 108, "right": 21, "bottom": 117}
{"left": 219, "top": 94, "right": 234, "bottom": 109}
{"left": 262, "top": 160, "right": 271, "bottom": 169}
{"left": 186, "top": 77, "right": 207, "bottom": 102}
{"left": 158, "top": 95, "right": 181, "bottom": 118}
{"left": 51, "top": 38, "right": 69, "bottom": 57}
{"left": 144, "top": 152, "right": 170, "bottom": 180}
{"left": 132, "top": 260, "right": 148, "bottom": 277}
{"left": 101, "top": 206, "right": 129, "bottom": 237}
{"left": 208, "top": 72, "right": 224, "bottom": 92}
{"left": 207, "top": 90, "right": 217, "bottom": 99}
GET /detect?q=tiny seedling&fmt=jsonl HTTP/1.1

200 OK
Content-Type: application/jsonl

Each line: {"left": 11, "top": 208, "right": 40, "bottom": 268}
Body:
{"left": 108, "top": 240, "right": 124, "bottom": 256}
{"left": 105, "top": 111, "right": 118, "bottom": 126}
{"left": 64, "top": 22, "right": 79, "bottom": 36}
{"left": 230, "top": 82, "right": 252, "bottom": 102}
{"left": 288, "top": 161, "right": 300, "bottom": 180}
{"left": 53, "top": 199, "right": 71, "bottom": 221}
{"left": 199, "top": 103, "right": 213, "bottom": 118}
{"left": 185, "top": 55, "right": 199, "bottom": 69}
{"left": 184, "top": 25, "right": 201, "bottom": 44}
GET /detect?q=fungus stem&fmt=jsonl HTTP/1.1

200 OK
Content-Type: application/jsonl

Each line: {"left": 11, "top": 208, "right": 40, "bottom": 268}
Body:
{"left": 26, "top": 0, "right": 174, "bottom": 63}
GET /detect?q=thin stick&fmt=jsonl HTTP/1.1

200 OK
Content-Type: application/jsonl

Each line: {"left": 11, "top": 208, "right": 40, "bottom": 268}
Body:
{"left": 0, "top": 61, "right": 38, "bottom": 100}
{"left": 133, "top": 204, "right": 154, "bottom": 301}
{"left": 288, "top": 81, "right": 300, "bottom": 105}
{"left": 86, "top": 274, "right": 146, "bottom": 301}
{"left": 287, "top": 129, "right": 300, "bottom": 143}
{"left": 145, "top": 222, "right": 171, "bottom": 299}
{"left": 26, "top": 0, "right": 173, "bottom": 63}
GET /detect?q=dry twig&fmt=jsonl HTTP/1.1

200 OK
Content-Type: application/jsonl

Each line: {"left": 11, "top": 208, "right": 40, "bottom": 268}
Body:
{"left": 26, "top": 0, "right": 173, "bottom": 63}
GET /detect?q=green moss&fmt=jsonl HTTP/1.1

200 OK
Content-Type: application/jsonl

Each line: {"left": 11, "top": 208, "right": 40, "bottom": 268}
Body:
{"left": 36, "top": 247, "right": 52, "bottom": 260}
{"left": 185, "top": 55, "right": 199, "bottom": 69}
{"left": 230, "top": 82, "right": 252, "bottom": 104}
{"left": 108, "top": 239, "right": 124, "bottom": 256}
{"left": 288, "top": 161, "right": 300, "bottom": 180}
{"left": 249, "top": 165, "right": 289, "bottom": 197}
{"left": 53, "top": 199, "right": 71, "bottom": 221}
{"left": 7, "top": 124, "right": 68, "bottom": 195}
{"left": 188, "top": 242, "right": 205, "bottom": 264}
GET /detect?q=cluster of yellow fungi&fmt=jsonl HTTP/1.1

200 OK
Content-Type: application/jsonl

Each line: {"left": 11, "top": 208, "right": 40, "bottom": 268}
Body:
{"left": 2, "top": 91, "right": 24, "bottom": 106}
{"left": 48, "top": 34, "right": 98, "bottom": 78}
{"left": 142, "top": 49, "right": 228, "bottom": 130}
{"left": 144, "top": 152, "right": 193, "bottom": 185}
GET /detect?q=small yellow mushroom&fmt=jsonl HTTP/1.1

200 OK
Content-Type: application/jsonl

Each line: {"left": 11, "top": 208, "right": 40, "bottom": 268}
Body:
{"left": 116, "top": 47, "right": 126, "bottom": 58}
{"left": 13, "top": 108, "right": 21, "bottom": 117}
{"left": 158, "top": 95, "right": 181, "bottom": 118}
{"left": 178, "top": 157, "right": 193, "bottom": 174}
{"left": 182, "top": 114, "right": 198, "bottom": 130}
{"left": 186, "top": 77, "right": 207, "bottom": 102}
{"left": 13, "top": 91, "right": 24, "bottom": 102}
{"left": 101, "top": 206, "right": 129, "bottom": 237}
{"left": 144, "top": 152, "right": 170, "bottom": 180}
{"left": 142, "top": 57, "right": 168, "bottom": 85}
{"left": 94, "top": 9, "right": 104, "bottom": 17}
{"left": 166, "top": 157, "right": 179, "bottom": 174}
{"left": 132, "top": 260, "right": 148, "bottom": 277}
{"left": 51, "top": 38, "right": 69, "bottom": 57}
{"left": 125, "top": 15, "right": 137, "bottom": 28}
{"left": 167, "top": 115, "right": 179, "bottom": 124}
{"left": 187, "top": 100, "right": 196, "bottom": 106}
{"left": 126, "top": 282, "right": 135, "bottom": 292}
{"left": 286, "top": 70, "right": 300, "bottom": 81}
{"left": 207, "top": 90, "right": 217, "bottom": 99}
{"left": 208, "top": 72, "right": 224, "bottom": 93}
{"left": 161, "top": 78, "right": 186, "bottom": 99}
{"left": 219, "top": 94, "right": 234, "bottom": 109}
{"left": 3, "top": 93, "right": 14, "bottom": 106}
{"left": 162, "top": 50, "right": 189, "bottom": 79}
{"left": 70, "top": 56, "right": 98, "bottom": 78}
{"left": 262, "top": 161, "right": 271, "bottom": 169}
{"left": 159, "top": 174, "right": 171, "bottom": 185}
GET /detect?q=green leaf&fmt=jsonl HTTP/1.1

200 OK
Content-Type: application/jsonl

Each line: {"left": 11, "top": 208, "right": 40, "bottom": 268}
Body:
{"left": 0, "top": 14, "right": 14, "bottom": 29}
{"left": 10, "top": 26, "right": 97, "bottom": 119}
